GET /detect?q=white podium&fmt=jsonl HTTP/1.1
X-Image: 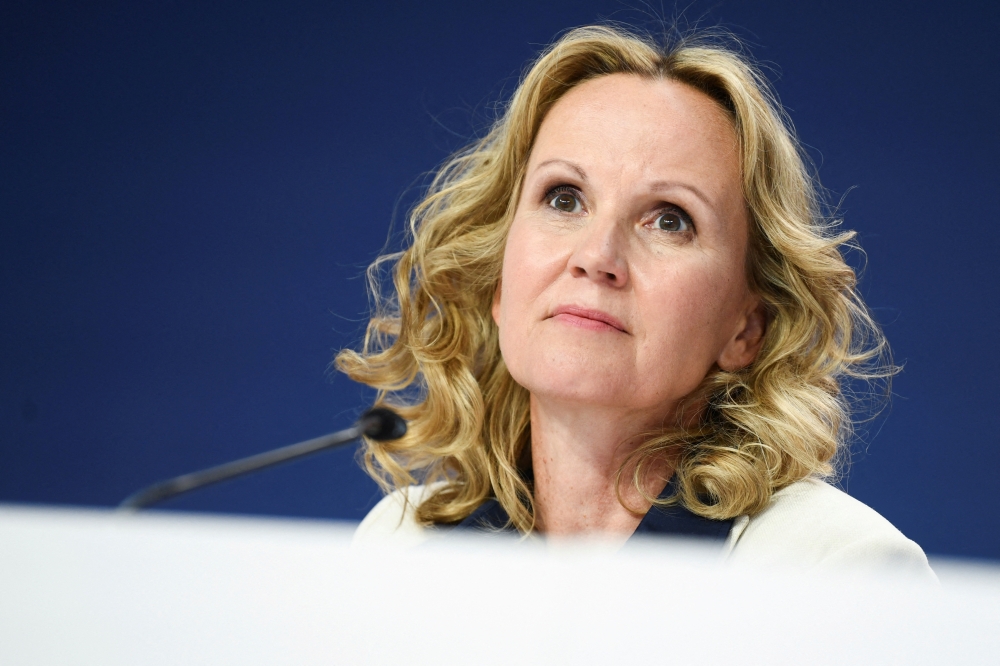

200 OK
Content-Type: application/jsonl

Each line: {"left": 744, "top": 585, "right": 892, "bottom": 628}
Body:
{"left": 1, "top": 504, "right": 997, "bottom": 664}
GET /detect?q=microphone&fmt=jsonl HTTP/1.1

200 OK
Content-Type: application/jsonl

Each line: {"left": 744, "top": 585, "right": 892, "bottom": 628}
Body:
{"left": 118, "top": 407, "right": 406, "bottom": 511}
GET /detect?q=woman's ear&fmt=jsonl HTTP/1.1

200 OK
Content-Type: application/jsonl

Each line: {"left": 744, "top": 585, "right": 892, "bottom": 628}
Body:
{"left": 491, "top": 281, "right": 502, "bottom": 327}
{"left": 717, "top": 298, "right": 768, "bottom": 371}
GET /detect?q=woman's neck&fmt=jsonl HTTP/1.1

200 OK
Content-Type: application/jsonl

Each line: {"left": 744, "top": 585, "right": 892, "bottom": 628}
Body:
{"left": 528, "top": 395, "right": 673, "bottom": 542}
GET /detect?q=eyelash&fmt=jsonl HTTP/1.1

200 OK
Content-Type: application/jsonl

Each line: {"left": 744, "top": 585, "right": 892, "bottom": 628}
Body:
{"left": 543, "top": 184, "right": 695, "bottom": 233}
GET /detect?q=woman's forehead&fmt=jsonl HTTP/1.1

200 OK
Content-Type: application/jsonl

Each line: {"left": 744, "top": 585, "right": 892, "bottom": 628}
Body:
{"left": 526, "top": 74, "right": 743, "bottom": 212}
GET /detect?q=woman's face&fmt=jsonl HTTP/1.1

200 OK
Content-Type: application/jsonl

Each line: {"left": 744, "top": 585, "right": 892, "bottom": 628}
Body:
{"left": 493, "top": 74, "right": 764, "bottom": 423}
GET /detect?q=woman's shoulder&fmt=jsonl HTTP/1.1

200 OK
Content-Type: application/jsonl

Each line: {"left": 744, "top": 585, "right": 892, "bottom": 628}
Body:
{"left": 728, "top": 477, "right": 935, "bottom": 578}
{"left": 351, "top": 484, "right": 440, "bottom": 549}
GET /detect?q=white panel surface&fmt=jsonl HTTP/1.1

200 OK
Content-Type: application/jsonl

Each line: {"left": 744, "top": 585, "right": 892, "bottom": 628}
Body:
{"left": 0, "top": 504, "right": 997, "bottom": 664}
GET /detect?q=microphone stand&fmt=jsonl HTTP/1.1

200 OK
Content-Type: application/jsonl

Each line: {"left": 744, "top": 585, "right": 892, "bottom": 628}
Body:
{"left": 119, "top": 407, "right": 405, "bottom": 511}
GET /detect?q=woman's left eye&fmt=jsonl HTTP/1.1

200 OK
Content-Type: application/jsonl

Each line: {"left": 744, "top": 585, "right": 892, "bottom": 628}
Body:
{"left": 652, "top": 208, "right": 692, "bottom": 232}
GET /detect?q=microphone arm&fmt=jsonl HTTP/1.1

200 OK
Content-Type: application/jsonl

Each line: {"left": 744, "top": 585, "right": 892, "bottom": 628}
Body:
{"left": 118, "top": 407, "right": 406, "bottom": 511}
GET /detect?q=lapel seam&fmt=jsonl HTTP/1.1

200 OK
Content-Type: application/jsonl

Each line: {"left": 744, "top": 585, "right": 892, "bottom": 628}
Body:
{"left": 723, "top": 515, "right": 750, "bottom": 557}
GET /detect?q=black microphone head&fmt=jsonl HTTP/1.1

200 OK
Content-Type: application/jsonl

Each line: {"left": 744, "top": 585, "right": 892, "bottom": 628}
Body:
{"left": 359, "top": 407, "right": 407, "bottom": 441}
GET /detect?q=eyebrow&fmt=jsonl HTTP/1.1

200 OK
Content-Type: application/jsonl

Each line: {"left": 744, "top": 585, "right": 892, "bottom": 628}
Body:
{"left": 532, "top": 159, "right": 715, "bottom": 209}
{"left": 647, "top": 180, "right": 713, "bottom": 209}
{"left": 533, "top": 158, "right": 588, "bottom": 181}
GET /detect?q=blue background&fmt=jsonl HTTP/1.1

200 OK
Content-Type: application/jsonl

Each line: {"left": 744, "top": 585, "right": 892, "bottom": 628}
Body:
{"left": 2, "top": 1, "right": 997, "bottom": 559}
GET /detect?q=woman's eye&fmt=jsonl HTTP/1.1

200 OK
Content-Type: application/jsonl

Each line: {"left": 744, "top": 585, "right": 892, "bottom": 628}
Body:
{"left": 547, "top": 188, "right": 582, "bottom": 213}
{"left": 653, "top": 208, "right": 692, "bottom": 232}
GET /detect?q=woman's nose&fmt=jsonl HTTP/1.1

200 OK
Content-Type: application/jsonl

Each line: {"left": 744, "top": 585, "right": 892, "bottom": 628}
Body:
{"left": 567, "top": 215, "right": 629, "bottom": 287}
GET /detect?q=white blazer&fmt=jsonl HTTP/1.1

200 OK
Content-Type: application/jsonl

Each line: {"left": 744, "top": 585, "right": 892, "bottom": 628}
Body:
{"left": 353, "top": 477, "right": 936, "bottom": 580}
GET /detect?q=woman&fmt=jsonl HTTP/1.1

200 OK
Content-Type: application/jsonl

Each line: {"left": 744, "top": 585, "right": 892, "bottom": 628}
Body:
{"left": 339, "top": 25, "right": 933, "bottom": 576}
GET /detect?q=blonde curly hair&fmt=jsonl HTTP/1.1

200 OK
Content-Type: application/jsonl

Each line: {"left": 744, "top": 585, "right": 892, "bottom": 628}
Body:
{"left": 336, "top": 24, "right": 893, "bottom": 531}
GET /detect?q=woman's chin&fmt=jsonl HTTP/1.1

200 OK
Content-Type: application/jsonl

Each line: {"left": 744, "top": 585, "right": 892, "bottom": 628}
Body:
{"left": 512, "top": 367, "right": 639, "bottom": 410}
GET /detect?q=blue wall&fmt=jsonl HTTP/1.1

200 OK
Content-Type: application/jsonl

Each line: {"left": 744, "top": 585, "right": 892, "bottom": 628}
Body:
{"left": 2, "top": 1, "right": 997, "bottom": 559}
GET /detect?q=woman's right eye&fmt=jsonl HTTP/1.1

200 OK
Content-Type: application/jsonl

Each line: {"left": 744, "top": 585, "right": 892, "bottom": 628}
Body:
{"left": 546, "top": 187, "right": 583, "bottom": 214}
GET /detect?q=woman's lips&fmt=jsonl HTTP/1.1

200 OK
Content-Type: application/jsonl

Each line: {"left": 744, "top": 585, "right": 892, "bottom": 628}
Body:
{"left": 549, "top": 305, "right": 628, "bottom": 333}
